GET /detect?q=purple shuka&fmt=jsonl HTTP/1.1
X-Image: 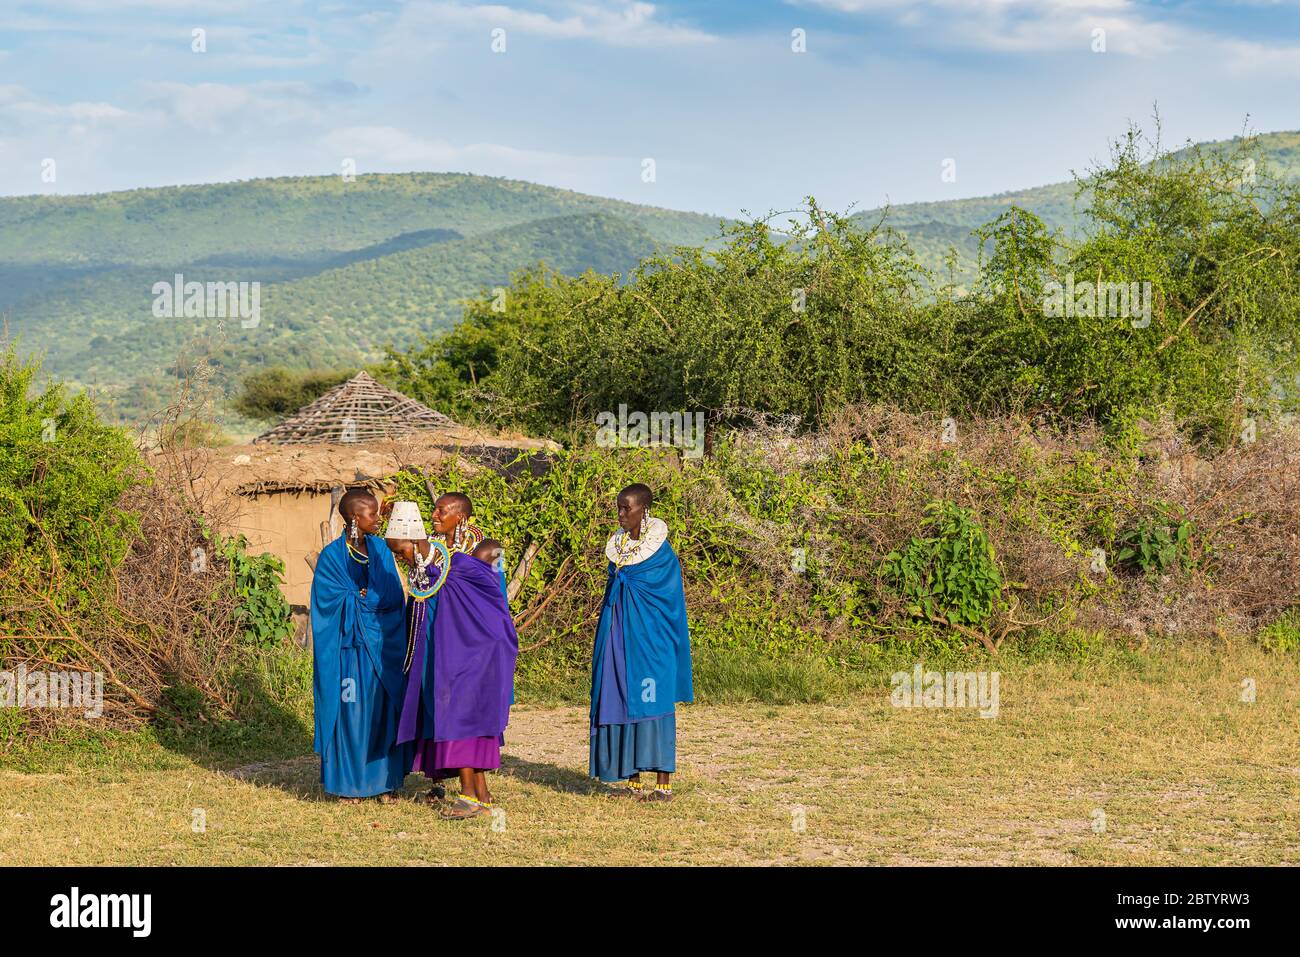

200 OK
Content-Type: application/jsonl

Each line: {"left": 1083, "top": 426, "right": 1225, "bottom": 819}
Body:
{"left": 397, "top": 596, "right": 433, "bottom": 746}
{"left": 430, "top": 550, "right": 518, "bottom": 742}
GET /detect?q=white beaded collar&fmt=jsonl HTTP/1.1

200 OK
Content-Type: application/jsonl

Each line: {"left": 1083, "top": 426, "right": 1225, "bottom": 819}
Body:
{"left": 605, "top": 517, "right": 668, "bottom": 567}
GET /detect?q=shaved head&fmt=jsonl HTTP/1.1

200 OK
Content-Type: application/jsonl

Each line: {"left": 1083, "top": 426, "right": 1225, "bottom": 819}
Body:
{"left": 339, "top": 487, "right": 378, "bottom": 522}
{"left": 438, "top": 492, "right": 473, "bottom": 518}
{"left": 618, "top": 483, "right": 653, "bottom": 509}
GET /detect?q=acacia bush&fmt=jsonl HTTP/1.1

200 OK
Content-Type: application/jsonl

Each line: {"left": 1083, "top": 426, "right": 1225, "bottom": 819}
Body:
{"left": 232, "top": 366, "right": 356, "bottom": 423}
{"left": 385, "top": 408, "right": 1300, "bottom": 684}
{"left": 383, "top": 127, "right": 1300, "bottom": 447}
{"left": 0, "top": 349, "right": 295, "bottom": 736}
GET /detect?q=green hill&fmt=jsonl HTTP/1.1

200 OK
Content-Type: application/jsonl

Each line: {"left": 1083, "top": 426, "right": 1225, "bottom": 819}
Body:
{"left": 0, "top": 171, "right": 724, "bottom": 268}
{"left": 857, "top": 131, "right": 1300, "bottom": 282}
{"left": 1, "top": 172, "right": 726, "bottom": 423}
{"left": 17, "top": 211, "right": 661, "bottom": 424}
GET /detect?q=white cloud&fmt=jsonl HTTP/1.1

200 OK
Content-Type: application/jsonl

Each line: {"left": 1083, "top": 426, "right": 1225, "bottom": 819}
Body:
{"left": 1223, "top": 39, "right": 1300, "bottom": 76}
{"left": 398, "top": 0, "right": 717, "bottom": 48}
{"left": 55, "top": 101, "right": 130, "bottom": 120}
{"left": 142, "top": 82, "right": 253, "bottom": 132}
{"left": 30, "top": 0, "right": 270, "bottom": 11}
{"left": 0, "top": 84, "right": 130, "bottom": 123}
{"left": 142, "top": 81, "right": 328, "bottom": 132}
{"left": 793, "top": 0, "right": 1188, "bottom": 55}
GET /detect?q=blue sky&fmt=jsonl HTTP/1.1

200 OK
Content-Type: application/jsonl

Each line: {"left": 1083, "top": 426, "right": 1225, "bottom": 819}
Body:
{"left": 1, "top": 0, "right": 1297, "bottom": 216}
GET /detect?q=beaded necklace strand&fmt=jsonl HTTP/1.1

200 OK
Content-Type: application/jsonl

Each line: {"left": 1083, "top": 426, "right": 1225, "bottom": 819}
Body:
{"left": 612, "top": 526, "right": 649, "bottom": 568}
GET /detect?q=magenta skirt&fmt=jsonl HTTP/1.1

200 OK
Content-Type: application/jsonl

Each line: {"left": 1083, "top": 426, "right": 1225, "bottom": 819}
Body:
{"left": 412, "top": 735, "right": 503, "bottom": 778}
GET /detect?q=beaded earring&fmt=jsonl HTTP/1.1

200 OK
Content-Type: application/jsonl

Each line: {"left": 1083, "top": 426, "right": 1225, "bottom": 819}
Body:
{"left": 639, "top": 510, "right": 649, "bottom": 538}
{"left": 453, "top": 521, "right": 465, "bottom": 551}
{"left": 349, "top": 518, "right": 359, "bottom": 542}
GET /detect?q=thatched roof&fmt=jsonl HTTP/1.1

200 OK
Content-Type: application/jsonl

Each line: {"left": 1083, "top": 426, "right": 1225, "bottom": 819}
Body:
{"left": 253, "top": 371, "right": 458, "bottom": 445}
{"left": 168, "top": 433, "right": 560, "bottom": 498}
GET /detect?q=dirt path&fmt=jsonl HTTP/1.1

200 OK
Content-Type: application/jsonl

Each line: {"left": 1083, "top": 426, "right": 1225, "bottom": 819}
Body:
{"left": 3, "top": 650, "right": 1298, "bottom": 865}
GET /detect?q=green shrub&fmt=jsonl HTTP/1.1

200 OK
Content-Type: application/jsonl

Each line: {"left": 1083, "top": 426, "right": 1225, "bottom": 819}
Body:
{"left": 1116, "top": 508, "right": 1197, "bottom": 576}
{"left": 882, "top": 502, "right": 1006, "bottom": 626}
{"left": 0, "top": 342, "right": 139, "bottom": 601}
{"left": 1257, "top": 612, "right": 1300, "bottom": 654}
{"left": 214, "top": 533, "right": 295, "bottom": 649}
{"left": 232, "top": 367, "right": 355, "bottom": 422}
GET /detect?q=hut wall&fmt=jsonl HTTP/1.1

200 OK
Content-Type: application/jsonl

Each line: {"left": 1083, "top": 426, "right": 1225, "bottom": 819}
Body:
{"left": 225, "top": 490, "right": 339, "bottom": 607}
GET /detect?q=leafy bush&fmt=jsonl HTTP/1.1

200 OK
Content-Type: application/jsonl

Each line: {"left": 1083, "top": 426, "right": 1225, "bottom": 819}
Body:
{"left": 0, "top": 342, "right": 139, "bottom": 609}
{"left": 883, "top": 502, "right": 1006, "bottom": 626}
{"left": 1257, "top": 612, "right": 1300, "bottom": 654}
{"left": 214, "top": 533, "right": 295, "bottom": 649}
{"left": 1116, "top": 509, "right": 1197, "bottom": 576}
{"left": 232, "top": 367, "right": 355, "bottom": 422}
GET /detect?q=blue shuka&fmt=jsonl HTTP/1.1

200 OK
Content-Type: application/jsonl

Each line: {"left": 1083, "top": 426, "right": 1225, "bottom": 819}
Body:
{"left": 310, "top": 534, "right": 412, "bottom": 797}
{"left": 589, "top": 529, "right": 692, "bottom": 782}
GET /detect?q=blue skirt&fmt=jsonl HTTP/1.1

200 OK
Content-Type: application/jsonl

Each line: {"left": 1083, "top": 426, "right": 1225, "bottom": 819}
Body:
{"left": 320, "top": 644, "right": 411, "bottom": 798}
{"left": 589, "top": 713, "right": 676, "bottom": 782}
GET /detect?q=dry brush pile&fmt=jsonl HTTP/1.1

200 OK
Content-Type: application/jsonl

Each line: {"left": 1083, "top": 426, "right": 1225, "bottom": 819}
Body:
{"left": 1, "top": 366, "right": 282, "bottom": 736}
{"left": 435, "top": 407, "right": 1300, "bottom": 662}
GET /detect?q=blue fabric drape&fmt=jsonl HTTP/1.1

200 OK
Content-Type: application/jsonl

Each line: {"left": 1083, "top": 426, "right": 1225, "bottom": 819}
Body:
{"left": 589, "top": 542, "right": 693, "bottom": 725}
{"left": 310, "top": 535, "right": 409, "bottom": 796}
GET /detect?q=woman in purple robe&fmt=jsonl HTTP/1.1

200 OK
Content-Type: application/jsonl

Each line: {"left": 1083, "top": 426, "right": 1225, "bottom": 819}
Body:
{"left": 395, "top": 493, "right": 517, "bottom": 820}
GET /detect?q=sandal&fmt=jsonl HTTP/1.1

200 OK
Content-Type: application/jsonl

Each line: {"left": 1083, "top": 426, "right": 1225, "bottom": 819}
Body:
{"left": 639, "top": 787, "right": 674, "bottom": 803}
{"left": 439, "top": 796, "right": 489, "bottom": 820}
{"left": 375, "top": 792, "right": 399, "bottom": 804}
{"left": 606, "top": 783, "right": 643, "bottom": 799}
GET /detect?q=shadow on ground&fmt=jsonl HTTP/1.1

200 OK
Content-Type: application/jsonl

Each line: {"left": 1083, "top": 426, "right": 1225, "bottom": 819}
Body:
{"left": 153, "top": 659, "right": 314, "bottom": 794}
{"left": 153, "top": 661, "right": 601, "bottom": 803}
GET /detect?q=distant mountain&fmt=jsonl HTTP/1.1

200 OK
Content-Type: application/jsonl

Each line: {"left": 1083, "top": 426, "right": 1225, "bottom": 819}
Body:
{"left": 5, "top": 132, "right": 1297, "bottom": 427}
{"left": 0, "top": 171, "right": 724, "bottom": 268}
{"left": 854, "top": 131, "right": 1300, "bottom": 283}
{"left": 0, "top": 172, "right": 727, "bottom": 423}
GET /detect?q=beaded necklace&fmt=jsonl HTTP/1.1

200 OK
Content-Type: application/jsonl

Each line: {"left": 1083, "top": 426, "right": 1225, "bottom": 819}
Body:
{"left": 408, "top": 540, "right": 452, "bottom": 600}
{"left": 431, "top": 522, "right": 484, "bottom": 567}
{"left": 612, "top": 520, "right": 649, "bottom": 568}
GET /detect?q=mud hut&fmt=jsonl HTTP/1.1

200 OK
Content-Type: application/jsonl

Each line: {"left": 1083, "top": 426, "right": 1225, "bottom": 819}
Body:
{"left": 171, "top": 376, "right": 555, "bottom": 623}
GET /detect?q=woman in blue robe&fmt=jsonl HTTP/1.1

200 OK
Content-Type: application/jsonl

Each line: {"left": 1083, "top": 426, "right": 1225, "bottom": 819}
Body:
{"left": 310, "top": 488, "right": 412, "bottom": 802}
{"left": 589, "top": 483, "right": 693, "bottom": 802}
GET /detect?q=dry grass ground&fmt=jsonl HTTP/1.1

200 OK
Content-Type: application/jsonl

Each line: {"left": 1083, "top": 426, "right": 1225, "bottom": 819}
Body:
{"left": 2, "top": 643, "right": 1297, "bottom": 866}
